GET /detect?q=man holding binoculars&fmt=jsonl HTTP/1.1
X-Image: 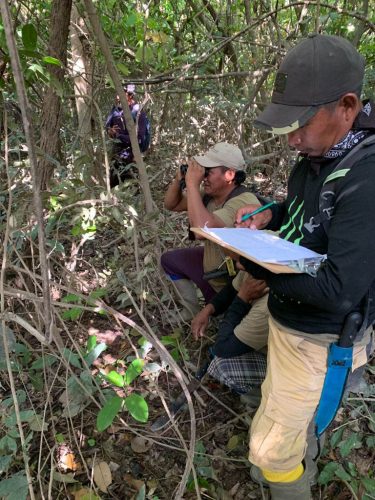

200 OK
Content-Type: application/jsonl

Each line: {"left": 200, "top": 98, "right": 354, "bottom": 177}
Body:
{"left": 161, "top": 142, "right": 260, "bottom": 321}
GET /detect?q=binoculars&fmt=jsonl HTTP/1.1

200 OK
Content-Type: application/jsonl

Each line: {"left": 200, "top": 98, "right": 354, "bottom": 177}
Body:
{"left": 179, "top": 164, "right": 209, "bottom": 190}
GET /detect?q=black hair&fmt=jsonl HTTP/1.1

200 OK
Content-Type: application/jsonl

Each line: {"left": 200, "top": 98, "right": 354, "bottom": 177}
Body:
{"left": 234, "top": 170, "right": 246, "bottom": 185}
{"left": 219, "top": 166, "right": 246, "bottom": 185}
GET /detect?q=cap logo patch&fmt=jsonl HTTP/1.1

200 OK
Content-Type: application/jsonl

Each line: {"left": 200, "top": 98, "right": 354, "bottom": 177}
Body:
{"left": 274, "top": 72, "right": 287, "bottom": 93}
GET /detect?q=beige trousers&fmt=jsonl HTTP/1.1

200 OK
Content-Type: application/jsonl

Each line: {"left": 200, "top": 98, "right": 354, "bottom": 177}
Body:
{"left": 234, "top": 294, "right": 269, "bottom": 351}
{"left": 249, "top": 316, "right": 371, "bottom": 471}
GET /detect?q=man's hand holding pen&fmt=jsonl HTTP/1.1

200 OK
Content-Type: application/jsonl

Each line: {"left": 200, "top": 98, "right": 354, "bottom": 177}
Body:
{"left": 235, "top": 202, "right": 275, "bottom": 230}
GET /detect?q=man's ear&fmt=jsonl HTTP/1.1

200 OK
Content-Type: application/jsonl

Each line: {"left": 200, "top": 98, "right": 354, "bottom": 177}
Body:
{"left": 339, "top": 93, "right": 362, "bottom": 123}
{"left": 225, "top": 169, "right": 236, "bottom": 182}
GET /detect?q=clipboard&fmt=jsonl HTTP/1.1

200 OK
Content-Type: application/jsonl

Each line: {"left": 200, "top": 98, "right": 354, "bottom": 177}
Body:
{"left": 192, "top": 227, "right": 325, "bottom": 275}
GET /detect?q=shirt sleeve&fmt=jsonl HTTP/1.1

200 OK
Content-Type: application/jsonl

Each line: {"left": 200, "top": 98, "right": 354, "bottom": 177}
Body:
{"left": 209, "top": 281, "right": 238, "bottom": 315}
{"left": 212, "top": 296, "right": 253, "bottom": 357}
{"left": 105, "top": 108, "right": 115, "bottom": 129}
{"left": 214, "top": 192, "right": 260, "bottom": 227}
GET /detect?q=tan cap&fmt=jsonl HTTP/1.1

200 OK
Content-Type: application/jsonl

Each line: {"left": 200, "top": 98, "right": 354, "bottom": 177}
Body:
{"left": 193, "top": 142, "right": 245, "bottom": 170}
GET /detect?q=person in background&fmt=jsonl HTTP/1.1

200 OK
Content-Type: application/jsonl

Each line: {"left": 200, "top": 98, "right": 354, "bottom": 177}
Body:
{"left": 161, "top": 143, "right": 261, "bottom": 321}
{"left": 105, "top": 84, "right": 149, "bottom": 187}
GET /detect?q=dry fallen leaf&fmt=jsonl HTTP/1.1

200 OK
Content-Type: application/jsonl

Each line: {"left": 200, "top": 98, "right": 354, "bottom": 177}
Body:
{"left": 130, "top": 436, "right": 151, "bottom": 453}
{"left": 57, "top": 444, "right": 79, "bottom": 472}
{"left": 226, "top": 434, "right": 240, "bottom": 451}
{"left": 93, "top": 461, "right": 112, "bottom": 493}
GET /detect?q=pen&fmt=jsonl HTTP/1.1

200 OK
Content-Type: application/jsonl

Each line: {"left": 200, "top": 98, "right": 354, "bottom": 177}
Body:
{"left": 240, "top": 201, "right": 276, "bottom": 222}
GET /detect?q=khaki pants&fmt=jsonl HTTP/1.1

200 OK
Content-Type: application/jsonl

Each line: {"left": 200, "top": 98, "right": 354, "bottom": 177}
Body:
{"left": 249, "top": 316, "right": 371, "bottom": 471}
{"left": 234, "top": 294, "right": 269, "bottom": 351}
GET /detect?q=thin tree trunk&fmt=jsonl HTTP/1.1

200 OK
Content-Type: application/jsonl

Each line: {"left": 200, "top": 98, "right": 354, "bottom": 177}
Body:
{"left": 0, "top": 0, "right": 53, "bottom": 344}
{"left": 38, "top": 0, "right": 72, "bottom": 191}
{"left": 351, "top": 0, "right": 369, "bottom": 47}
{"left": 71, "top": 4, "right": 93, "bottom": 158}
{"left": 70, "top": 4, "right": 106, "bottom": 185}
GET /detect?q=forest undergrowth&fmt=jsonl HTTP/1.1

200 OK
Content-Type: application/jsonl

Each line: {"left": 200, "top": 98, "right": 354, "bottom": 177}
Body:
{"left": 1, "top": 149, "right": 374, "bottom": 500}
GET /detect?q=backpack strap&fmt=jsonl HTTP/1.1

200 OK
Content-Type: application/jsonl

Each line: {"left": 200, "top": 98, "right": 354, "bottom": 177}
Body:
{"left": 304, "top": 135, "right": 375, "bottom": 234}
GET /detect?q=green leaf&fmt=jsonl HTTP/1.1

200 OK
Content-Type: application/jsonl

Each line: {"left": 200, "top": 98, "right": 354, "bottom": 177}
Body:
{"left": 22, "top": 24, "right": 37, "bottom": 51}
{"left": 27, "top": 63, "right": 46, "bottom": 76}
{"left": 5, "top": 410, "right": 35, "bottom": 427}
{"left": 187, "top": 476, "right": 210, "bottom": 491}
{"left": 125, "top": 394, "right": 148, "bottom": 423}
{"left": 84, "top": 342, "right": 107, "bottom": 366}
{"left": 7, "top": 429, "right": 19, "bottom": 439}
{"left": 87, "top": 335, "right": 97, "bottom": 352}
{"left": 362, "top": 478, "right": 375, "bottom": 494}
{"left": 88, "top": 288, "right": 107, "bottom": 301}
{"left": 366, "top": 435, "right": 375, "bottom": 448}
{"left": 42, "top": 56, "right": 62, "bottom": 66}
{"left": 30, "top": 354, "right": 57, "bottom": 371}
{"left": 170, "top": 348, "right": 181, "bottom": 362}
{"left": 1, "top": 390, "right": 26, "bottom": 408}
{"left": 18, "top": 48, "right": 39, "bottom": 58}
{"left": 15, "top": 343, "right": 31, "bottom": 366}
{"left": 334, "top": 464, "right": 352, "bottom": 481}
{"left": 330, "top": 427, "right": 344, "bottom": 448}
{"left": 346, "top": 461, "right": 358, "bottom": 477}
{"left": 0, "top": 455, "right": 12, "bottom": 474}
{"left": 29, "top": 371, "right": 44, "bottom": 391}
{"left": 52, "top": 471, "right": 78, "bottom": 483}
{"left": 96, "top": 395, "right": 123, "bottom": 432}
{"left": 0, "top": 436, "right": 17, "bottom": 455}
{"left": 106, "top": 370, "right": 124, "bottom": 387}
{"left": 117, "top": 62, "right": 130, "bottom": 76}
{"left": 124, "top": 359, "right": 144, "bottom": 385}
{"left": 62, "top": 307, "right": 82, "bottom": 321}
{"left": 318, "top": 462, "right": 339, "bottom": 485}
{"left": 61, "top": 371, "right": 96, "bottom": 418}
{"left": 125, "top": 12, "right": 139, "bottom": 27}
{"left": 29, "top": 414, "right": 49, "bottom": 432}
{"left": 160, "top": 335, "right": 177, "bottom": 347}
{"left": 62, "top": 293, "right": 81, "bottom": 303}
{"left": 46, "top": 239, "right": 65, "bottom": 253}
{"left": 71, "top": 225, "right": 82, "bottom": 236}
{"left": 197, "top": 465, "right": 216, "bottom": 480}
{"left": 55, "top": 433, "right": 65, "bottom": 444}
{"left": 338, "top": 433, "right": 363, "bottom": 458}
{"left": 0, "top": 470, "right": 28, "bottom": 500}
{"left": 62, "top": 348, "right": 82, "bottom": 369}
{"left": 350, "top": 479, "right": 360, "bottom": 495}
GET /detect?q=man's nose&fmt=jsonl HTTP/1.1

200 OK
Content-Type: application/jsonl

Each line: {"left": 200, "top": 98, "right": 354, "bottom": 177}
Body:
{"left": 287, "top": 130, "right": 302, "bottom": 148}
